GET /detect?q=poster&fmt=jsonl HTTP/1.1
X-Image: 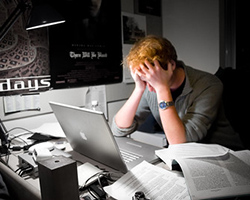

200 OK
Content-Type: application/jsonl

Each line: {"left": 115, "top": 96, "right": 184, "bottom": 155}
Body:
{"left": 0, "top": 0, "right": 50, "bottom": 96}
{"left": 49, "top": 0, "right": 123, "bottom": 89}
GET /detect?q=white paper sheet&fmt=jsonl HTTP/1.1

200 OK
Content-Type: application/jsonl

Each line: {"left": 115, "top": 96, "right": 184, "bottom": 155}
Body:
{"left": 155, "top": 143, "right": 229, "bottom": 170}
{"left": 31, "top": 122, "right": 66, "bottom": 138}
{"left": 104, "top": 161, "right": 190, "bottom": 200}
{"left": 77, "top": 162, "right": 102, "bottom": 187}
{"left": 176, "top": 150, "right": 250, "bottom": 199}
{"left": 3, "top": 94, "right": 40, "bottom": 114}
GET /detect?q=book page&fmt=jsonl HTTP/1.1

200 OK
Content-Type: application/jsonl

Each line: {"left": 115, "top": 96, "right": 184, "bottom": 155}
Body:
{"left": 176, "top": 150, "right": 250, "bottom": 199}
{"left": 104, "top": 161, "right": 190, "bottom": 200}
{"left": 155, "top": 143, "right": 229, "bottom": 170}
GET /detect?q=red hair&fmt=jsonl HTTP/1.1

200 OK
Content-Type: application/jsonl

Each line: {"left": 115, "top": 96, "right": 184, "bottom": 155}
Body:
{"left": 124, "top": 35, "right": 177, "bottom": 70}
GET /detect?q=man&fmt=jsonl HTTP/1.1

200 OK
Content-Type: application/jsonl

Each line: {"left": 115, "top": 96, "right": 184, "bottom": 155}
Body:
{"left": 112, "top": 35, "right": 243, "bottom": 150}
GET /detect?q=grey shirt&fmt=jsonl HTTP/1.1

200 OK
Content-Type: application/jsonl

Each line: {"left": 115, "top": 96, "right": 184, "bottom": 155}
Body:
{"left": 112, "top": 62, "right": 243, "bottom": 150}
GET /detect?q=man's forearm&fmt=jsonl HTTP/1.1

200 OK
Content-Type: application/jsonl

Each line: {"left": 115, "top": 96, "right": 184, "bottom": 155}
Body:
{"left": 156, "top": 86, "right": 186, "bottom": 144}
{"left": 115, "top": 87, "right": 144, "bottom": 129}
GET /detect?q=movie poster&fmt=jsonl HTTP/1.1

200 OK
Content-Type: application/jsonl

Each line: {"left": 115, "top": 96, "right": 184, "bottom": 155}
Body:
{"left": 0, "top": 0, "right": 50, "bottom": 96}
{"left": 49, "top": 0, "right": 123, "bottom": 89}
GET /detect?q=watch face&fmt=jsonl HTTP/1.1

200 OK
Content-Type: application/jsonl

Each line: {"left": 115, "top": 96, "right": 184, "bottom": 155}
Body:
{"left": 159, "top": 101, "right": 167, "bottom": 109}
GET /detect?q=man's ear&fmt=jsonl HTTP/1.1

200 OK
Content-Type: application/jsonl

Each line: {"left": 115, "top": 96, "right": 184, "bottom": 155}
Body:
{"left": 170, "top": 60, "right": 176, "bottom": 70}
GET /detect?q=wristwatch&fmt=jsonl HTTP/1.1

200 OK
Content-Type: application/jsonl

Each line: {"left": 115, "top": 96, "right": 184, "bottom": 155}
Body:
{"left": 158, "top": 100, "right": 174, "bottom": 110}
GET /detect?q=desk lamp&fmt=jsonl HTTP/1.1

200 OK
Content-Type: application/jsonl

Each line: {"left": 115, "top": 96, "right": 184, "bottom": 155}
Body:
{"left": 26, "top": 2, "right": 65, "bottom": 30}
{"left": 0, "top": 0, "right": 65, "bottom": 41}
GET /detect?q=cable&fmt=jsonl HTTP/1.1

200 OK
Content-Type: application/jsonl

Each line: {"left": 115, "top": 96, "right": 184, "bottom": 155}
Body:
{"left": 79, "top": 172, "right": 104, "bottom": 199}
{"left": 6, "top": 127, "right": 34, "bottom": 135}
{"left": 4, "top": 127, "right": 34, "bottom": 151}
{"left": 9, "top": 132, "right": 31, "bottom": 144}
{"left": 7, "top": 129, "right": 40, "bottom": 153}
{"left": 79, "top": 170, "right": 120, "bottom": 199}
{"left": 15, "top": 164, "right": 34, "bottom": 177}
{"left": 0, "top": 127, "right": 35, "bottom": 172}
{"left": 15, "top": 167, "right": 22, "bottom": 174}
{"left": 19, "top": 166, "right": 33, "bottom": 177}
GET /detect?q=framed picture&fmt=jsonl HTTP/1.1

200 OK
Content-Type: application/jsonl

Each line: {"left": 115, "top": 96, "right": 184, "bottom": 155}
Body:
{"left": 121, "top": 12, "right": 146, "bottom": 83}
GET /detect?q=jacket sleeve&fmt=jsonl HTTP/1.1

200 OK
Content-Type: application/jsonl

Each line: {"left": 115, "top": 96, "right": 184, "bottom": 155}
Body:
{"left": 111, "top": 90, "right": 151, "bottom": 136}
{"left": 180, "top": 77, "right": 224, "bottom": 142}
{"left": 111, "top": 116, "right": 137, "bottom": 136}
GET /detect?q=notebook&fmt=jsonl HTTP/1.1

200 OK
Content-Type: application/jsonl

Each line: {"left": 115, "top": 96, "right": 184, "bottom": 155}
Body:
{"left": 49, "top": 102, "right": 161, "bottom": 173}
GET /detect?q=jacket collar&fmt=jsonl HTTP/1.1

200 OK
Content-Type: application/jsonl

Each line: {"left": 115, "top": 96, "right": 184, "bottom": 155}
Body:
{"left": 176, "top": 61, "right": 193, "bottom": 98}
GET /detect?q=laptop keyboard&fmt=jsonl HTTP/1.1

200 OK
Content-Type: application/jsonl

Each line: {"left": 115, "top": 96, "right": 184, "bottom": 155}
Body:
{"left": 120, "top": 149, "right": 143, "bottom": 163}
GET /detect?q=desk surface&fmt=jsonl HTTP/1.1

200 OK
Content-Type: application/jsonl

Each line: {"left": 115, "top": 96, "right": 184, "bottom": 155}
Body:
{"left": 2, "top": 138, "right": 125, "bottom": 197}
{"left": 1, "top": 114, "right": 161, "bottom": 200}
{"left": 3, "top": 114, "right": 248, "bottom": 200}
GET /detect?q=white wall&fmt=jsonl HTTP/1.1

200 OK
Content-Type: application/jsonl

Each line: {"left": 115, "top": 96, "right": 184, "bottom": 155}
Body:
{"left": 162, "top": 0, "right": 219, "bottom": 74}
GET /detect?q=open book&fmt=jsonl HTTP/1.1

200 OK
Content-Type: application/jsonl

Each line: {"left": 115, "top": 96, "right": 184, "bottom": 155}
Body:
{"left": 156, "top": 143, "right": 250, "bottom": 199}
{"left": 155, "top": 143, "right": 229, "bottom": 170}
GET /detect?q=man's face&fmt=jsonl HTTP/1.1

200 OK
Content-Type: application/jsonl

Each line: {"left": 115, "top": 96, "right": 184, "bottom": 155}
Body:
{"left": 88, "top": 0, "right": 102, "bottom": 17}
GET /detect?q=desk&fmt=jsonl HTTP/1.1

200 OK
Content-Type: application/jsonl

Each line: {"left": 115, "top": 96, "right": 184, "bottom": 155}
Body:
{"left": 1, "top": 138, "right": 124, "bottom": 200}
{"left": 2, "top": 115, "right": 248, "bottom": 200}
{"left": 1, "top": 113, "right": 138, "bottom": 199}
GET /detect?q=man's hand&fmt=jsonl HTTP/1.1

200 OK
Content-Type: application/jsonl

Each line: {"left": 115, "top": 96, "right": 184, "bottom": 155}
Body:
{"left": 130, "top": 65, "right": 146, "bottom": 92}
{"left": 136, "top": 60, "right": 175, "bottom": 93}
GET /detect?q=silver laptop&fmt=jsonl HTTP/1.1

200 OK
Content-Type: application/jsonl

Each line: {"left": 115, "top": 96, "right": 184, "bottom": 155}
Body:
{"left": 49, "top": 101, "right": 160, "bottom": 173}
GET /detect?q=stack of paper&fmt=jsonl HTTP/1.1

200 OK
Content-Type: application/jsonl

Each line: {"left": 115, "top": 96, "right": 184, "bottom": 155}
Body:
{"left": 105, "top": 143, "right": 250, "bottom": 200}
{"left": 155, "top": 143, "right": 229, "bottom": 170}
{"left": 104, "top": 161, "right": 190, "bottom": 200}
{"left": 156, "top": 143, "right": 250, "bottom": 199}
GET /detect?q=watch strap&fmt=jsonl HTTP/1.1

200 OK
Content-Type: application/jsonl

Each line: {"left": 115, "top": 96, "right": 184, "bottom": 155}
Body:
{"left": 159, "top": 100, "right": 174, "bottom": 110}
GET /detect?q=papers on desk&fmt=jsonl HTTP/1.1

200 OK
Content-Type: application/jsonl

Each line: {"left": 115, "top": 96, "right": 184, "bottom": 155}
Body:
{"left": 77, "top": 162, "right": 102, "bottom": 187}
{"left": 9, "top": 122, "right": 65, "bottom": 146}
{"left": 155, "top": 142, "right": 229, "bottom": 170}
{"left": 104, "top": 161, "right": 190, "bottom": 200}
{"left": 177, "top": 150, "right": 250, "bottom": 200}
{"left": 155, "top": 142, "right": 250, "bottom": 199}
{"left": 104, "top": 143, "right": 250, "bottom": 200}
{"left": 31, "top": 122, "right": 66, "bottom": 138}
